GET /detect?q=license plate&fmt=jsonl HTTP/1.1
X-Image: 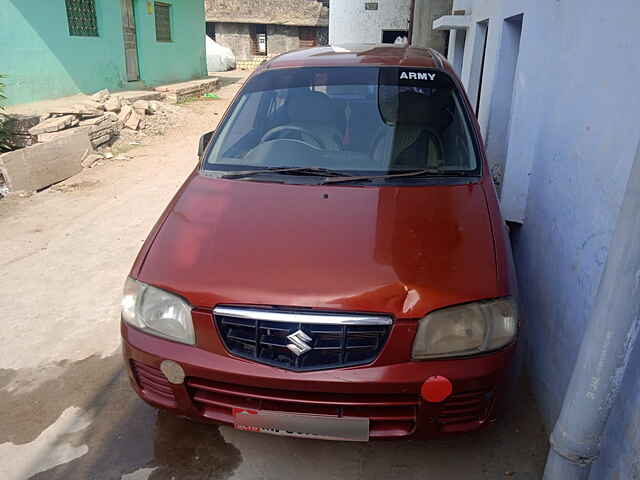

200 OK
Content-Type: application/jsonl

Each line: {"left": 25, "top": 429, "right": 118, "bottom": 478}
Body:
{"left": 233, "top": 408, "right": 370, "bottom": 441}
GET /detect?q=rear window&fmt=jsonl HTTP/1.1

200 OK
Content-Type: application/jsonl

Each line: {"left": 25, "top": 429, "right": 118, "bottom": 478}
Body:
{"left": 204, "top": 67, "right": 479, "bottom": 177}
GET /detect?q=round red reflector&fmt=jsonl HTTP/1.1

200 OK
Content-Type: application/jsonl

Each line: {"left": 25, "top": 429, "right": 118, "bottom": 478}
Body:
{"left": 421, "top": 376, "right": 453, "bottom": 403}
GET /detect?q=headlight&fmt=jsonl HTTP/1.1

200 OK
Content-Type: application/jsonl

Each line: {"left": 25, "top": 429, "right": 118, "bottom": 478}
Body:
{"left": 411, "top": 297, "right": 517, "bottom": 359}
{"left": 121, "top": 277, "right": 195, "bottom": 345}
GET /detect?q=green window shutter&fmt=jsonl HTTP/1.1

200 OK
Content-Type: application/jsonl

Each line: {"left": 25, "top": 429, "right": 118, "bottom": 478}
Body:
{"left": 65, "top": 0, "right": 99, "bottom": 37}
{"left": 155, "top": 3, "right": 172, "bottom": 42}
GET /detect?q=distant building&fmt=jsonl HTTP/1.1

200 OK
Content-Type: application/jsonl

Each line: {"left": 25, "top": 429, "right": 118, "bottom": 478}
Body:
{"left": 3, "top": 0, "right": 208, "bottom": 106}
{"left": 329, "top": 0, "right": 451, "bottom": 54}
{"left": 330, "top": 0, "right": 412, "bottom": 45}
{"left": 205, "top": 0, "right": 329, "bottom": 69}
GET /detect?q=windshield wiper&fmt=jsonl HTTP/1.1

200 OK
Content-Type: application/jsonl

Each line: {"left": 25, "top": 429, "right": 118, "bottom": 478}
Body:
{"left": 221, "top": 166, "right": 352, "bottom": 180}
{"left": 321, "top": 168, "right": 478, "bottom": 184}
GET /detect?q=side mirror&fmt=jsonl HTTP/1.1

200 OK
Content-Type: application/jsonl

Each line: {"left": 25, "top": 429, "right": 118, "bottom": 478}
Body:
{"left": 198, "top": 130, "right": 215, "bottom": 159}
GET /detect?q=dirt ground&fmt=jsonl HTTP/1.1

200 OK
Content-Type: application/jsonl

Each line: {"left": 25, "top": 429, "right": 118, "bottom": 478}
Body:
{"left": 0, "top": 70, "right": 549, "bottom": 480}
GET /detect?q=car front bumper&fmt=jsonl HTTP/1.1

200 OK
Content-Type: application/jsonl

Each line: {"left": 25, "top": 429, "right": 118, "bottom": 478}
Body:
{"left": 122, "top": 316, "right": 516, "bottom": 440}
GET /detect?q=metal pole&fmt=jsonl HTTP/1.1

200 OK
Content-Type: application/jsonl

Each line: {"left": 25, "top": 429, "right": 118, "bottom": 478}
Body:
{"left": 543, "top": 139, "right": 640, "bottom": 479}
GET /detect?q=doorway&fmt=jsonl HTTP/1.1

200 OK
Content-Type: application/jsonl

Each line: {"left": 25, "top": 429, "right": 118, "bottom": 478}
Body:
{"left": 121, "top": 0, "right": 140, "bottom": 81}
{"left": 299, "top": 27, "right": 318, "bottom": 48}
{"left": 382, "top": 30, "right": 408, "bottom": 44}
{"left": 206, "top": 22, "right": 216, "bottom": 41}
{"left": 251, "top": 24, "right": 268, "bottom": 56}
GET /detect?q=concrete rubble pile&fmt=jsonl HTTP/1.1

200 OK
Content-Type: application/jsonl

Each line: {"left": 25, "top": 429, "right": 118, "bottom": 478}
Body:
{"left": 22, "top": 89, "right": 166, "bottom": 149}
{"left": 0, "top": 89, "right": 174, "bottom": 196}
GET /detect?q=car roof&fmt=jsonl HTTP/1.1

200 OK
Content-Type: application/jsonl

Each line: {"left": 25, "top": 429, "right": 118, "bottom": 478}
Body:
{"left": 258, "top": 44, "right": 451, "bottom": 73}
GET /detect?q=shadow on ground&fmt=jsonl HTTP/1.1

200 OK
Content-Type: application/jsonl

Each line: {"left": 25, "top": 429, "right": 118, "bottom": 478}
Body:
{"left": 0, "top": 351, "right": 548, "bottom": 480}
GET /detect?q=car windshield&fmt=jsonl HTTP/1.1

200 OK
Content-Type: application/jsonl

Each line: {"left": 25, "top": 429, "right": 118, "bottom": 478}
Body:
{"left": 204, "top": 66, "right": 479, "bottom": 178}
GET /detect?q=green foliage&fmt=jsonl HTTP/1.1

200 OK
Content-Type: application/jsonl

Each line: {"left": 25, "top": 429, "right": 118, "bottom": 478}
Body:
{"left": 0, "top": 74, "right": 10, "bottom": 152}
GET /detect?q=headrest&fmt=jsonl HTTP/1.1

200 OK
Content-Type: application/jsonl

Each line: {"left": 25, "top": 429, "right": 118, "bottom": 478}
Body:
{"left": 287, "top": 91, "right": 337, "bottom": 124}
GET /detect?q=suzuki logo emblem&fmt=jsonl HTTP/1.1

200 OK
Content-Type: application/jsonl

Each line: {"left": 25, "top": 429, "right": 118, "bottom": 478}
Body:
{"left": 287, "top": 329, "right": 313, "bottom": 356}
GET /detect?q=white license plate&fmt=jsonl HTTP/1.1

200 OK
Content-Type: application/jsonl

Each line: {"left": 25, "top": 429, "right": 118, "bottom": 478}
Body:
{"left": 233, "top": 408, "right": 370, "bottom": 441}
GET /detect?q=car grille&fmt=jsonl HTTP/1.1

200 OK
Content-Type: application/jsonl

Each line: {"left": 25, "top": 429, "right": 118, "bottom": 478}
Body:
{"left": 438, "top": 388, "right": 494, "bottom": 429}
{"left": 187, "top": 377, "right": 418, "bottom": 438}
{"left": 130, "top": 360, "right": 177, "bottom": 408}
{"left": 213, "top": 307, "right": 392, "bottom": 371}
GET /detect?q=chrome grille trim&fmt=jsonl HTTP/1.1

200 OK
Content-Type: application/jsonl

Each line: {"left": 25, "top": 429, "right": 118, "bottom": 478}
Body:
{"left": 213, "top": 306, "right": 393, "bottom": 326}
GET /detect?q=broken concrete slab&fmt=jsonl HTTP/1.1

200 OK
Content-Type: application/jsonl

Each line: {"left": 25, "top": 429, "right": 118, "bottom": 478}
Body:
{"left": 37, "top": 127, "right": 89, "bottom": 143}
{"left": 0, "top": 127, "right": 91, "bottom": 192}
{"left": 112, "top": 91, "right": 163, "bottom": 104}
{"left": 89, "top": 121, "right": 117, "bottom": 136}
{"left": 79, "top": 114, "right": 109, "bottom": 127}
{"left": 155, "top": 77, "right": 220, "bottom": 103}
{"left": 91, "top": 89, "right": 110, "bottom": 103}
{"left": 74, "top": 101, "right": 105, "bottom": 116}
{"left": 29, "top": 115, "right": 79, "bottom": 135}
{"left": 90, "top": 134, "right": 112, "bottom": 149}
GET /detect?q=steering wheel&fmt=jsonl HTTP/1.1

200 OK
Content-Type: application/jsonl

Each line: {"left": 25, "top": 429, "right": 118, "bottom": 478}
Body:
{"left": 260, "top": 125, "right": 326, "bottom": 150}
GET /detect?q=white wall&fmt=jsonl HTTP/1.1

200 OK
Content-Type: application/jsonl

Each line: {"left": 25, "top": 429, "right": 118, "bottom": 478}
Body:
{"left": 437, "top": 1, "right": 640, "bottom": 478}
{"left": 329, "top": 0, "right": 412, "bottom": 44}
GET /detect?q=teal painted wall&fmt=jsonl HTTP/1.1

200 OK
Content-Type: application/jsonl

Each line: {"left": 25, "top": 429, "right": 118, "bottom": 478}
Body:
{"left": 134, "top": 0, "right": 207, "bottom": 86}
{"left": 2, "top": 0, "right": 128, "bottom": 106}
{"left": 1, "top": 0, "right": 207, "bottom": 106}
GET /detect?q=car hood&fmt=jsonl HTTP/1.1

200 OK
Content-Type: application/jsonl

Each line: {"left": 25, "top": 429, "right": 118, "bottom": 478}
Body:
{"left": 139, "top": 175, "right": 498, "bottom": 319}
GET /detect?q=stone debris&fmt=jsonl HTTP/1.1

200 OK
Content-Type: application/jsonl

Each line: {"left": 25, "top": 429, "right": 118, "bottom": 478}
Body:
{"left": 104, "top": 96, "right": 122, "bottom": 112}
{"left": 1, "top": 80, "right": 218, "bottom": 195}
{"left": 81, "top": 153, "right": 104, "bottom": 168}
{"left": 73, "top": 101, "right": 105, "bottom": 117}
{"left": 148, "top": 101, "right": 161, "bottom": 114}
{"left": 91, "top": 89, "right": 110, "bottom": 103}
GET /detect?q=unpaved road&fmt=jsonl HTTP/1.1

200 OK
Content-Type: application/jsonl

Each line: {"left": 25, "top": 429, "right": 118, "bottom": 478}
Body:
{"left": 0, "top": 71, "right": 548, "bottom": 480}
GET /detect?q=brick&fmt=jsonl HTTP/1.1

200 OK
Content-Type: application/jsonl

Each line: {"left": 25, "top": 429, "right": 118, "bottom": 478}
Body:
{"left": 118, "top": 105, "right": 133, "bottom": 125}
{"left": 125, "top": 111, "right": 141, "bottom": 130}
{"left": 133, "top": 100, "right": 149, "bottom": 113}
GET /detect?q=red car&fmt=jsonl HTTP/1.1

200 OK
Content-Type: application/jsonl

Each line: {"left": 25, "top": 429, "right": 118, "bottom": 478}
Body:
{"left": 121, "top": 44, "right": 518, "bottom": 441}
